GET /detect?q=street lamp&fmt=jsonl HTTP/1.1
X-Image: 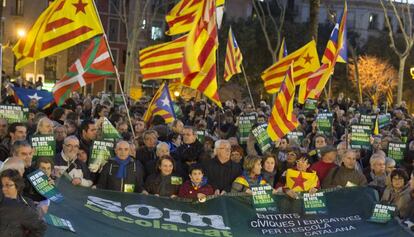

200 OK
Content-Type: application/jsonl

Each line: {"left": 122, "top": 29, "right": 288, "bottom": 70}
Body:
{"left": 174, "top": 91, "right": 180, "bottom": 97}
{"left": 410, "top": 66, "right": 414, "bottom": 79}
{"left": 16, "top": 28, "right": 26, "bottom": 38}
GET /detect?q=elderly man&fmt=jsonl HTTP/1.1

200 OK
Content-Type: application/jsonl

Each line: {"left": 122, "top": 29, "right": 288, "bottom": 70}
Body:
{"left": 136, "top": 130, "right": 158, "bottom": 177}
{"left": 173, "top": 126, "right": 204, "bottom": 176}
{"left": 54, "top": 135, "right": 92, "bottom": 187}
{"left": 322, "top": 149, "right": 367, "bottom": 189}
{"left": 364, "top": 154, "right": 387, "bottom": 196}
{"left": 98, "top": 140, "right": 145, "bottom": 193}
{"left": 202, "top": 140, "right": 242, "bottom": 194}
{"left": 0, "top": 122, "right": 27, "bottom": 162}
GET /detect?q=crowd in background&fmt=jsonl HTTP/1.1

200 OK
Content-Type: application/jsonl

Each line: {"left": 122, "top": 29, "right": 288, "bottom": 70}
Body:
{"left": 0, "top": 83, "right": 414, "bottom": 236}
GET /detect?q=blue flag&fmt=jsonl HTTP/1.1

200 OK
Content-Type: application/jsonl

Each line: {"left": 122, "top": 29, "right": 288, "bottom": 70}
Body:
{"left": 13, "top": 87, "right": 54, "bottom": 109}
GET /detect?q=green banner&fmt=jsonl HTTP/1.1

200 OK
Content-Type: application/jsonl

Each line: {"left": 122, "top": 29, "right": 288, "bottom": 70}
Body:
{"left": 303, "top": 192, "right": 327, "bottom": 215}
{"left": 251, "top": 124, "right": 272, "bottom": 154}
{"left": 31, "top": 135, "right": 55, "bottom": 160}
{"left": 368, "top": 204, "right": 396, "bottom": 224}
{"left": 351, "top": 125, "right": 372, "bottom": 150}
{"left": 0, "top": 105, "right": 27, "bottom": 123}
{"left": 387, "top": 142, "right": 407, "bottom": 164}
{"left": 287, "top": 131, "right": 304, "bottom": 145}
{"left": 304, "top": 99, "right": 318, "bottom": 113}
{"left": 360, "top": 115, "right": 376, "bottom": 128}
{"left": 102, "top": 118, "right": 122, "bottom": 141}
{"left": 238, "top": 115, "right": 257, "bottom": 144}
{"left": 379, "top": 114, "right": 391, "bottom": 129}
{"left": 45, "top": 214, "right": 76, "bottom": 232}
{"left": 89, "top": 140, "right": 115, "bottom": 173}
{"left": 196, "top": 130, "right": 205, "bottom": 143}
{"left": 316, "top": 113, "right": 333, "bottom": 136}
{"left": 251, "top": 185, "right": 276, "bottom": 212}
{"left": 46, "top": 178, "right": 411, "bottom": 237}
{"left": 27, "top": 170, "right": 63, "bottom": 203}
{"left": 114, "top": 94, "right": 124, "bottom": 106}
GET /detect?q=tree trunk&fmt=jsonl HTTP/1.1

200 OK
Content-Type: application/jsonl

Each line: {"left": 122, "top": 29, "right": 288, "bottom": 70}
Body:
{"left": 123, "top": 1, "right": 141, "bottom": 95}
{"left": 309, "top": 0, "right": 320, "bottom": 44}
{"left": 397, "top": 55, "right": 407, "bottom": 105}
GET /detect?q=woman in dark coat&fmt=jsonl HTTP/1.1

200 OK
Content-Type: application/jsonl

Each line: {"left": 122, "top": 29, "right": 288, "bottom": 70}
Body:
{"left": 0, "top": 169, "right": 47, "bottom": 237}
{"left": 144, "top": 155, "right": 181, "bottom": 198}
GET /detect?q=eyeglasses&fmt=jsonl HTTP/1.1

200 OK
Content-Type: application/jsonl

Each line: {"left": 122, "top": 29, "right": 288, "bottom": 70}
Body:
{"left": 65, "top": 144, "right": 80, "bottom": 149}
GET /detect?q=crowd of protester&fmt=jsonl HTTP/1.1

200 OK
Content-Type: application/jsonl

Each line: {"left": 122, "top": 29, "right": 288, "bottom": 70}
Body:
{"left": 0, "top": 87, "right": 414, "bottom": 236}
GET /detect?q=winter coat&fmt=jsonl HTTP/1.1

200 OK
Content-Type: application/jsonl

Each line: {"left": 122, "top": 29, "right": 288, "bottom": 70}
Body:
{"left": 178, "top": 179, "right": 214, "bottom": 199}
{"left": 0, "top": 195, "right": 47, "bottom": 237}
{"left": 322, "top": 165, "right": 367, "bottom": 189}
{"left": 97, "top": 158, "right": 145, "bottom": 193}
{"left": 144, "top": 173, "right": 181, "bottom": 197}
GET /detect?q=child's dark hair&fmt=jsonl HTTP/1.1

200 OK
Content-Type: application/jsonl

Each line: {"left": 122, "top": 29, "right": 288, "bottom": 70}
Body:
{"left": 189, "top": 164, "right": 204, "bottom": 174}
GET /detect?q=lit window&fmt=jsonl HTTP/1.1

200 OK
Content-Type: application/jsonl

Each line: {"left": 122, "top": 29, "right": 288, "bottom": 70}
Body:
{"left": 151, "top": 26, "right": 162, "bottom": 40}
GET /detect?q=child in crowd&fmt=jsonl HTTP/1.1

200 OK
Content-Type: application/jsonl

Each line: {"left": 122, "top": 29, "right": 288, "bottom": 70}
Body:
{"left": 178, "top": 165, "right": 214, "bottom": 201}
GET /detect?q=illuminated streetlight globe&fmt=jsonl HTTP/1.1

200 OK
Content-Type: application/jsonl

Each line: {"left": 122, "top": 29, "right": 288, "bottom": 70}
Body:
{"left": 174, "top": 91, "right": 180, "bottom": 97}
{"left": 17, "top": 28, "right": 26, "bottom": 38}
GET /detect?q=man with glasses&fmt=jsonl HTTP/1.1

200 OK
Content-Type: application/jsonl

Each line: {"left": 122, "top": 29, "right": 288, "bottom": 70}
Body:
{"left": 54, "top": 135, "right": 92, "bottom": 187}
{"left": 202, "top": 140, "right": 242, "bottom": 195}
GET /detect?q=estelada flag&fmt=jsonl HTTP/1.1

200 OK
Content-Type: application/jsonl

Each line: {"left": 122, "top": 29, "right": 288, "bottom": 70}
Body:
{"left": 285, "top": 169, "right": 319, "bottom": 192}
{"left": 53, "top": 35, "right": 115, "bottom": 106}
{"left": 261, "top": 40, "right": 320, "bottom": 94}
{"left": 166, "top": 0, "right": 225, "bottom": 36}
{"left": 13, "top": 0, "right": 104, "bottom": 69}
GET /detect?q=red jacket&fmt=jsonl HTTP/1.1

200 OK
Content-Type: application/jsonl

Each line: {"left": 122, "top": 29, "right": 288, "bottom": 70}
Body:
{"left": 178, "top": 180, "right": 214, "bottom": 199}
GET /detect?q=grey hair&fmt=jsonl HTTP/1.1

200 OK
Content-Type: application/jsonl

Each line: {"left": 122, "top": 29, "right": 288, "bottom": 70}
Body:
{"left": 370, "top": 154, "right": 386, "bottom": 167}
{"left": 0, "top": 158, "right": 25, "bottom": 174}
{"left": 385, "top": 157, "right": 396, "bottom": 167}
{"left": 214, "top": 140, "right": 230, "bottom": 150}
{"left": 63, "top": 135, "right": 79, "bottom": 144}
{"left": 156, "top": 142, "right": 169, "bottom": 152}
{"left": 340, "top": 149, "right": 357, "bottom": 162}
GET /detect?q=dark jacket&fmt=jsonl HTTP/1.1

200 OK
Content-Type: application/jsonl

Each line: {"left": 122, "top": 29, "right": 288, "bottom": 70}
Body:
{"left": 0, "top": 195, "right": 47, "bottom": 237}
{"left": 136, "top": 146, "right": 157, "bottom": 178}
{"left": 144, "top": 173, "right": 181, "bottom": 197}
{"left": 202, "top": 157, "right": 242, "bottom": 192}
{"left": 322, "top": 165, "right": 367, "bottom": 189}
{"left": 0, "top": 138, "right": 12, "bottom": 162}
{"left": 173, "top": 140, "right": 204, "bottom": 177}
{"left": 97, "top": 158, "right": 145, "bottom": 193}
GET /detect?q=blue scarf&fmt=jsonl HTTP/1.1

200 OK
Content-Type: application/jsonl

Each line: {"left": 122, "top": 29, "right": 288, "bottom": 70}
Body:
{"left": 191, "top": 177, "right": 208, "bottom": 190}
{"left": 114, "top": 156, "right": 131, "bottom": 179}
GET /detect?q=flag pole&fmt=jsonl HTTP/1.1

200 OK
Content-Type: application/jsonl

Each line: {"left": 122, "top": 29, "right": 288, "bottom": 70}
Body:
{"left": 91, "top": 0, "right": 136, "bottom": 140}
{"left": 240, "top": 64, "right": 255, "bottom": 110}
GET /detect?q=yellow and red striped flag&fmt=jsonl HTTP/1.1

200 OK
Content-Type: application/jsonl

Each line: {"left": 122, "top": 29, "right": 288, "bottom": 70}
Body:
{"left": 166, "top": 0, "right": 225, "bottom": 36}
{"left": 267, "top": 64, "right": 299, "bottom": 141}
{"left": 298, "top": 2, "right": 347, "bottom": 103}
{"left": 261, "top": 40, "right": 320, "bottom": 94}
{"left": 13, "top": 0, "right": 104, "bottom": 69}
{"left": 139, "top": 35, "right": 187, "bottom": 81}
{"left": 182, "top": 0, "right": 222, "bottom": 107}
{"left": 223, "top": 27, "right": 243, "bottom": 82}
{"left": 386, "top": 87, "right": 393, "bottom": 106}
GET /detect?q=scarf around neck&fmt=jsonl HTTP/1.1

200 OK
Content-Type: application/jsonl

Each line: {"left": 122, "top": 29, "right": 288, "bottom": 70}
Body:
{"left": 114, "top": 156, "right": 131, "bottom": 179}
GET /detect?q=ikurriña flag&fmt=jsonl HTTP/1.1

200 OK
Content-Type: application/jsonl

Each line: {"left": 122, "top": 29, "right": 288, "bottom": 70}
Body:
{"left": 52, "top": 35, "right": 115, "bottom": 106}
{"left": 13, "top": 0, "right": 104, "bottom": 69}
{"left": 143, "top": 82, "right": 176, "bottom": 124}
{"left": 223, "top": 27, "right": 243, "bottom": 82}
